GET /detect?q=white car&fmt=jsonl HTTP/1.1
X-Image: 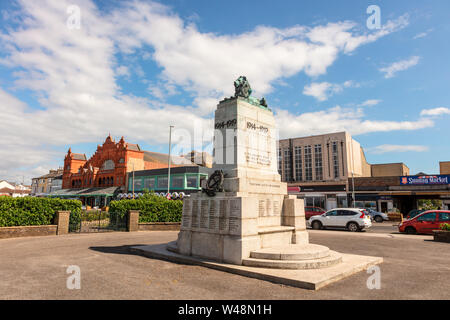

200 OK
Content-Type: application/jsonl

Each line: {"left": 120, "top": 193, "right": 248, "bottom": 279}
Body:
{"left": 308, "top": 208, "right": 372, "bottom": 232}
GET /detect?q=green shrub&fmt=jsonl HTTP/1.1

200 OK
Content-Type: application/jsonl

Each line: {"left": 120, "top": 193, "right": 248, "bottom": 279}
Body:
{"left": 109, "top": 191, "right": 183, "bottom": 223}
{"left": 441, "top": 223, "right": 450, "bottom": 231}
{"left": 0, "top": 197, "right": 82, "bottom": 227}
{"left": 81, "top": 210, "right": 109, "bottom": 221}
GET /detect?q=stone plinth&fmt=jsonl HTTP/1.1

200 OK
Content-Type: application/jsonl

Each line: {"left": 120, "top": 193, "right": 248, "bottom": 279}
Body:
{"left": 174, "top": 97, "right": 308, "bottom": 264}
{"left": 213, "top": 98, "right": 280, "bottom": 183}
{"left": 135, "top": 78, "right": 383, "bottom": 289}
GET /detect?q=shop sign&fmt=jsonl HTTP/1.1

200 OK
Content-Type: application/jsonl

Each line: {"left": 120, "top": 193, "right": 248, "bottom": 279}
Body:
{"left": 400, "top": 175, "right": 450, "bottom": 185}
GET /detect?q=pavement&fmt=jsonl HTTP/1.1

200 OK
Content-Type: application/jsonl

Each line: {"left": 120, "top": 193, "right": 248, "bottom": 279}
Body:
{"left": 131, "top": 242, "right": 383, "bottom": 290}
{"left": 0, "top": 229, "right": 449, "bottom": 299}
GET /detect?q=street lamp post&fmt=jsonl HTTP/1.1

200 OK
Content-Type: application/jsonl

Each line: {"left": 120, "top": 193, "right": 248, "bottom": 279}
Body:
{"left": 350, "top": 140, "right": 356, "bottom": 208}
{"left": 132, "top": 163, "right": 135, "bottom": 199}
{"left": 167, "top": 125, "right": 174, "bottom": 196}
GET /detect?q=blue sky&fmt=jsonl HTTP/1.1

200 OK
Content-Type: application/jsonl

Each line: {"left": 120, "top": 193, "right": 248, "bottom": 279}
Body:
{"left": 0, "top": 0, "right": 449, "bottom": 183}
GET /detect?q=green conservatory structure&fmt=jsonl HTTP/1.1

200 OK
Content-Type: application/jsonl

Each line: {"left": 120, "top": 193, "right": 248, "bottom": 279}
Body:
{"left": 127, "top": 166, "right": 210, "bottom": 194}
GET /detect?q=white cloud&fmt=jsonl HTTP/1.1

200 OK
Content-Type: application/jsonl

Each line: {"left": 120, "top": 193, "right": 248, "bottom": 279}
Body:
{"left": 420, "top": 107, "right": 450, "bottom": 117}
{"left": 0, "top": 0, "right": 410, "bottom": 182}
{"left": 379, "top": 56, "right": 420, "bottom": 78}
{"left": 116, "top": 66, "right": 130, "bottom": 78}
{"left": 303, "top": 82, "right": 340, "bottom": 101}
{"left": 275, "top": 106, "right": 434, "bottom": 139}
{"left": 110, "top": 3, "right": 408, "bottom": 98}
{"left": 413, "top": 28, "right": 433, "bottom": 39}
{"left": 359, "top": 99, "right": 381, "bottom": 107}
{"left": 147, "top": 81, "right": 180, "bottom": 101}
{"left": 303, "top": 80, "right": 358, "bottom": 101}
{"left": 366, "top": 144, "right": 429, "bottom": 154}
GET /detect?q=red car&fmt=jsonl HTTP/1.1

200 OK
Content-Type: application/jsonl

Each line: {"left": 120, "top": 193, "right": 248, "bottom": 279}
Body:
{"left": 398, "top": 210, "right": 450, "bottom": 235}
{"left": 305, "top": 206, "right": 325, "bottom": 220}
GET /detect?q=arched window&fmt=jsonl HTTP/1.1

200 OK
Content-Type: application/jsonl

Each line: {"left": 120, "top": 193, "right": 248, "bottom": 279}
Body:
{"left": 101, "top": 160, "right": 115, "bottom": 170}
{"left": 99, "top": 178, "right": 102, "bottom": 186}
{"left": 72, "top": 180, "right": 75, "bottom": 187}
{"left": 110, "top": 177, "right": 114, "bottom": 185}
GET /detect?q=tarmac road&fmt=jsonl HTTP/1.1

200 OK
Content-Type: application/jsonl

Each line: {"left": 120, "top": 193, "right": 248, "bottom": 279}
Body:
{"left": 307, "top": 221, "right": 400, "bottom": 234}
{"left": 0, "top": 229, "right": 449, "bottom": 300}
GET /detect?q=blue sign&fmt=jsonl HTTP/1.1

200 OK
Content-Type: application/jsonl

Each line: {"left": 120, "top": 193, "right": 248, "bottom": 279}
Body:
{"left": 400, "top": 175, "right": 450, "bottom": 185}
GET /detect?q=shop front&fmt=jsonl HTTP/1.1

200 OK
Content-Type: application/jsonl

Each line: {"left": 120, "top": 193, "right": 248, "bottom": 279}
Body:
{"left": 351, "top": 193, "right": 395, "bottom": 213}
{"left": 350, "top": 175, "right": 450, "bottom": 215}
{"left": 288, "top": 184, "right": 348, "bottom": 210}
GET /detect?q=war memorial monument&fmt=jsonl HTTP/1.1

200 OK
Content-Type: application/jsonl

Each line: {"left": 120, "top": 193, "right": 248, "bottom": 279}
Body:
{"left": 132, "top": 77, "right": 382, "bottom": 290}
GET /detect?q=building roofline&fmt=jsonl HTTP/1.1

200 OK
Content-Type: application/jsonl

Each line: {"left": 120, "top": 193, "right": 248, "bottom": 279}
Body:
{"left": 371, "top": 162, "right": 409, "bottom": 168}
{"left": 278, "top": 131, "right": 349, "bottom": 142}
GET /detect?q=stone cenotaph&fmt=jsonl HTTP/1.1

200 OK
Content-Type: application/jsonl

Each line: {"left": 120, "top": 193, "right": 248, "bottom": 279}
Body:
{"left": 170, "top": 76, "right": 342, "bottom": 268}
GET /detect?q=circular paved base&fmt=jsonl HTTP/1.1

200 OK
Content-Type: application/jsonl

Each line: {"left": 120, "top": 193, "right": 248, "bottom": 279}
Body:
{"left": 242, "top": 251, "right": 343, "bottom": 270}
{"left": 250, "top": 244, "right": 330, "bottom": 261}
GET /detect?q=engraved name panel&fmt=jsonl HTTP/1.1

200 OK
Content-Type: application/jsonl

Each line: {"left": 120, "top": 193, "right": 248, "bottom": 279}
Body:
{"left": 200, "top": 200, "right": 209, "bottom": 229}
{"left": 273, "top": 200, "right": 281, "bottom": 216}
{"left": 229, "top": 198, "right": 241, "bottom": 235}
{"left": 181, "top": 199, "right": 192, "bottom": 229}
{"left": 266, "top": 199, "right": 273, "bottom": 217}
{"left": 208, "top": 199, "right": 219, "bottom": 231}
{"left": 219, "top": 199, "right": 229, "bottom": 233}
{"left": 191, "top": 200, "right": 199, "bottom": 228}
{"left": 258, "top": 199, "right": 266, "bottom": 217}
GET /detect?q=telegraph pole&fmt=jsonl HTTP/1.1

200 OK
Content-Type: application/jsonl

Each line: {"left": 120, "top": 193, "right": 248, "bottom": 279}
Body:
{"left": 167, "top": 125, "right": 174, "bottom": 196}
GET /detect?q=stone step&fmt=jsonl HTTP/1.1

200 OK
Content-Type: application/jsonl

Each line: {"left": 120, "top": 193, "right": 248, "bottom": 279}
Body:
{"left": 250, "top": 244, "right": 330, "bottom": 261}
{"left": 242, "top": 251, "right": 342, "bottom": 270}
{"left": 257, "top": 226, "right": 294, "bottom": 235}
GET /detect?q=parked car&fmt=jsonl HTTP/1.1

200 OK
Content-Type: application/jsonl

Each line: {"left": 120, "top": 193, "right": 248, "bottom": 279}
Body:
{"left": 399, "top": 210, "right": 450, "bottom": 235}
{"left": 304, "top": 206, "right": 326, "bottom": 220}
{"left": 406, "top": 209, "right": 425, "bottom": 220}
{"left": 308, "top": 208, "right": 372, "bottom": 232}
{"left": 366, "top": 208, "right": 389, "bottom": 223}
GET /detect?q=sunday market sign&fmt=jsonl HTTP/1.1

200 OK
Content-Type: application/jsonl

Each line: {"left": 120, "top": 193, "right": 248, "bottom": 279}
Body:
{"left": 400, "top": 175, "right": 450, "bottom": 185}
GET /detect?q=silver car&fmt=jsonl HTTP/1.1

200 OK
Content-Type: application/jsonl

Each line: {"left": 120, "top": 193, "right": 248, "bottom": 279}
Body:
{"left": 366, "top": 208, "right": 389, "bottom": 223}
{"left": 308, "top": 208, "right": 372, "bottom": 232}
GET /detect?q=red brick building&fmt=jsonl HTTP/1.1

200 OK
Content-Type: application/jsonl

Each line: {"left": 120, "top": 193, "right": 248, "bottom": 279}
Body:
{"left": 62, "top": 135, "right": 194, "bottom": 190}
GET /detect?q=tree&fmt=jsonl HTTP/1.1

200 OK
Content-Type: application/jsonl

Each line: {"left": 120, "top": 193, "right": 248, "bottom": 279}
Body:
{"left": 418, "top": 199, "right": 442, "bottom": 210}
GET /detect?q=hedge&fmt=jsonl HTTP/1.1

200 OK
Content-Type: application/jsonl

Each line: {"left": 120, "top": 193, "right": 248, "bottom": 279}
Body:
{"left": 0, "top": 197, "right": 82, "bottom": 227}
{"left": 109, "top": 192, "right": 183, "bottom": 223}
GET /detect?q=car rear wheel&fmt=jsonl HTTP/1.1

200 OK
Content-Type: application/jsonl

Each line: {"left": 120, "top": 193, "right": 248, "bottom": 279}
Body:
{"left": 374, "top": 216, "right": 383, "bottom": 223}
{"left": 405, "top": 226, "right": 417, "bottom": 235}
{"left": 312, "top": 221, "right": 323, "bottom": 230}
{"left": 347, "top": 222, "right": 360, "bottom": 232}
